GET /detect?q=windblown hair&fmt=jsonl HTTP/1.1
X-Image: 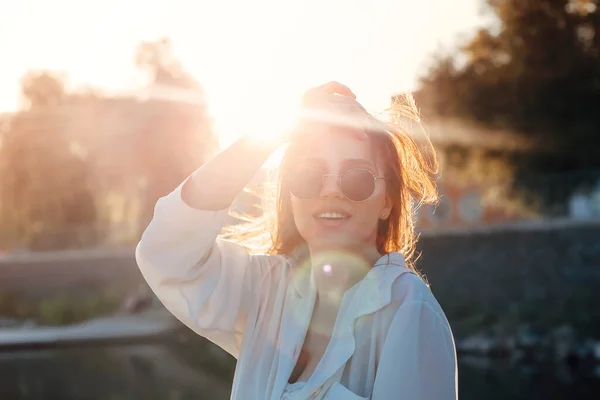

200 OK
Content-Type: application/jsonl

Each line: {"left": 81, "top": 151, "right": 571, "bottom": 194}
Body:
{"left": 222, "top": 93, "right": 439, "bottom": 270}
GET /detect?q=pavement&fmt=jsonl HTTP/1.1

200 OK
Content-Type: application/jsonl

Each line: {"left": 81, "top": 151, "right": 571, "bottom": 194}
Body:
{"left": 0, "top": 309, "right": 181, "bottom": 351}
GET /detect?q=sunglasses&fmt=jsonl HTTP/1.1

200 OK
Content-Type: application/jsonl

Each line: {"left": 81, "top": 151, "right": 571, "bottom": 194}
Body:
{"left": 287, "top": 167, "right": 385, "bottom": 202}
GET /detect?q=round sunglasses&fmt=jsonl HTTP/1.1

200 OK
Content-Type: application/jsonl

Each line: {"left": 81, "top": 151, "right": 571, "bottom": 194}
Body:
{"left": 287, "top": 167, "right": 385, "bottom": 202}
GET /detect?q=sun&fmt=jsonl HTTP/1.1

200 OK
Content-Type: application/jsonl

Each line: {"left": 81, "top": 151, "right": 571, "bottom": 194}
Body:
{"left": 206, "top": 86, "right": 303, "bottom": 167}
{"left": 241, "top": 98, "right": 300, "bottom": 146}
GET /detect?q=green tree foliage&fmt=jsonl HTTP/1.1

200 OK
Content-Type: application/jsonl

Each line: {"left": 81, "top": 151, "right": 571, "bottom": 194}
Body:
{"left": 419, "top": 0, "right": 600, "bottom": 171}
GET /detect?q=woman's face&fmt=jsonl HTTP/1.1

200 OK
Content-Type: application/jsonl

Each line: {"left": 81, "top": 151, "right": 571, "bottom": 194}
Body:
{"left": 289, "top": 130, "right": 392, "bottom": 253}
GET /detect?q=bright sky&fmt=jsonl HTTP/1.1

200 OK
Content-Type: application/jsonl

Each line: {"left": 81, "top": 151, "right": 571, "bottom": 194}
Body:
{"left": 0, "top": 0, "right": 487, "bottom": 149}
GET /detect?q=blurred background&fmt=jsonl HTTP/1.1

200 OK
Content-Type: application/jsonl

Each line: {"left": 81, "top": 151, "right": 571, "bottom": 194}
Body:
{"left": 0, "top": 0, "right": 599, "bottom": 399}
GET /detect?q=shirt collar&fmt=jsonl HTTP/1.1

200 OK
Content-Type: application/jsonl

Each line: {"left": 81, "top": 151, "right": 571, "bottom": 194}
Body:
{"left": 349, "top": 252, "right": 414, "bottom": 318}
{"left": 289, "top": 251, "right": 412, "bottom": 303}
{"left": 284, "top": 252, "right": 415, "bottom": 391}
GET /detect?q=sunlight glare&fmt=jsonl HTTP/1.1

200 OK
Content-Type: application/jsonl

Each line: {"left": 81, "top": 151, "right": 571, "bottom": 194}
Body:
{"left": 208, "top": 87, "right": 302, "bottom": 151}
{"left": 243, "top": 98, "right": 300, "bottom": 146}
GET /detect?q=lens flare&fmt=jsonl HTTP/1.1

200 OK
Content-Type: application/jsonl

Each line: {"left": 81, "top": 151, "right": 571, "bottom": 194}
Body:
{"left": 288, "top": 249, "right": 372, "bottom": 337}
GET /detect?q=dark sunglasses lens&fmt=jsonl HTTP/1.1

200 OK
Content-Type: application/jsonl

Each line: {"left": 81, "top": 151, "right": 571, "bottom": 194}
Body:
{"left": 289, "top": 168, "right": 322, "bottom": 198}
{"left": 341, "top": 169, "right": 375, "bottom": 201}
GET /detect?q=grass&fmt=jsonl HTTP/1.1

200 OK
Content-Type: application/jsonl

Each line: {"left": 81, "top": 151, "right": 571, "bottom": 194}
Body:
{"left": 0, "top": 287, "right": 125, "bottom": 326}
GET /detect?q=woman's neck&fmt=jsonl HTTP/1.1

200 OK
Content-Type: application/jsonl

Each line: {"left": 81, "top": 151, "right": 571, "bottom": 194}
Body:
{"left": 307, "top": 245, "right": 381, "bottom": 306}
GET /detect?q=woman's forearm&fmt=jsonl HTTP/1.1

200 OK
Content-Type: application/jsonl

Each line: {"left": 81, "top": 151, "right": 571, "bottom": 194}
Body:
{"left": 182, "top": 136, "right": 278, "bottom": 210}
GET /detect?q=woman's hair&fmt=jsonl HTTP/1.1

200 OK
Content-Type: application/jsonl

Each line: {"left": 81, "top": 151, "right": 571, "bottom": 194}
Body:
{"left": 222, "top": 93, "right": 439, "bottom": 270}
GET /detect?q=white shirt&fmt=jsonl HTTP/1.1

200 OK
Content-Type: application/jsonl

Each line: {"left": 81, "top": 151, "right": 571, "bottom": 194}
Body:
{"left": 136, "top": 180, "right": 458, "bottom": 400}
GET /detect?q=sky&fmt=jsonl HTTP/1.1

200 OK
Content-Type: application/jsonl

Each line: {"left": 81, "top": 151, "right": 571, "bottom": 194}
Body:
{"left": 0, "top": 0, "right": 488, "bottom": 147}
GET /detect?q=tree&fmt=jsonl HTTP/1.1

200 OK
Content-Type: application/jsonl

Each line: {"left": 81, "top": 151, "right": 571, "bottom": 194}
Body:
{"left": 0, "top": 72, "right": 98, "bottom": 250}
{"left": 132, "top": 38, "right": 218, "bottom": 229}
{"left": 0, "top": 39, "right": 218, "bottom": 250}
{"left": 135, "top": 37, "right": 201, "bottom": 90}
{"left": 20, "top": 71, "right": 67, "bottom": 109}
{"left": 419, "top": 0, "right": 600, "bottom": 171}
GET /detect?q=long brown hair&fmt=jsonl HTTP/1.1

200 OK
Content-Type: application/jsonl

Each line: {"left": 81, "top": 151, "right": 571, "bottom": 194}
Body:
{"left": 222, "top": 93, "right": 439, "bottom": 270}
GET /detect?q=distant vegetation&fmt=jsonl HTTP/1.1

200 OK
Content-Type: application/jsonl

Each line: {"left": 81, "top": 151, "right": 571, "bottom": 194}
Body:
{"left": 0, "top": 38, "right": 218, "bottom": 251}
{"left": 2, "top": 1, "right": 599, "bottom": 251}
{"left": 418, "top": 0, "right": 600, "bottom": 209}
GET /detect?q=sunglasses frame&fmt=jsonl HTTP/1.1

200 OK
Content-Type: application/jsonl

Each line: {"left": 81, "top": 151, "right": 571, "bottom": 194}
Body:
{"left": 287, "top": 166, "right": 385, "bottom": 202}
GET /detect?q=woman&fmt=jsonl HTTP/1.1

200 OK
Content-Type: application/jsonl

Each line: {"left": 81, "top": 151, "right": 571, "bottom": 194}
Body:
{"left": 136, "top": 82, "right": 458, "bottom": 399}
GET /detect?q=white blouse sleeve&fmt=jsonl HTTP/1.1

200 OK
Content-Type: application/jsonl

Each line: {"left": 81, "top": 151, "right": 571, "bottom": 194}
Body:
{"left": 135, "top": 179, "right": 284, "bottom": 358}
{"left": 371, "top": 300, "right": 458, "bottom": 400}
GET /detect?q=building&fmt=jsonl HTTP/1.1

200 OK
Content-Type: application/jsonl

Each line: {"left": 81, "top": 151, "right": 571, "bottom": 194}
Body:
{"left": 391, "top": 93, "right": 536, "bottom": 230}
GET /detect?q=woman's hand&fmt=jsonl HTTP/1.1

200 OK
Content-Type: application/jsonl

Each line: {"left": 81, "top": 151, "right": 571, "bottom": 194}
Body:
{"left": 291, "top": 81, "right": 369, "bottom": 141}
{"left": 302, "top": 81, "right": 357, "bottom": 105}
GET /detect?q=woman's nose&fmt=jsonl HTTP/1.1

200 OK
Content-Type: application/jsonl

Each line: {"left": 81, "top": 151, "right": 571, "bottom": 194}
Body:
{"left": 319, "top": 174, "right": 343, "bottom": 198}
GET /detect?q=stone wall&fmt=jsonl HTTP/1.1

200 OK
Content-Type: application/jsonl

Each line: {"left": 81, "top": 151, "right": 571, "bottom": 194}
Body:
{"left": 416, "top": 219, "right": 600, "bottom": 338}
{"left": 1, "top": 219, "right": 599, "bottom": 336}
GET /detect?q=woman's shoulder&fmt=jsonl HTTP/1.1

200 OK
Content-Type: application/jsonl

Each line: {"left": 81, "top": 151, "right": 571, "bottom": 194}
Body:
{"left": 374, "top": 252, "right": 432, "bottom": 305}
{"left": 391, "top": 272, "right": 434, "bottom": 304}
{"left": 385, "top": 261, "right": 446, "bottom": 317}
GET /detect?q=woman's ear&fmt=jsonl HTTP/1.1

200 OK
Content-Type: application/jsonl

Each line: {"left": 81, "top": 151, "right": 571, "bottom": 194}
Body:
{"left": 379, "top": 195, "right": 394, "bottom": 220}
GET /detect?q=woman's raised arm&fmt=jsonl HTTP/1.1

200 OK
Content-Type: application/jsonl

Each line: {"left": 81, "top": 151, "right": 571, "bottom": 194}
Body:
{"left": 136, "top": 81, "right": 357, "bottom": 357}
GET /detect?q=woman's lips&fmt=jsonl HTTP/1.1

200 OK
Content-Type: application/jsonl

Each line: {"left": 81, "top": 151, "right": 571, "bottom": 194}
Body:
{"left": 312, "top": 209, "right": 351, "bottom": 219}
{"left": 313, "top": 215, "right": 350, "bottom": 229}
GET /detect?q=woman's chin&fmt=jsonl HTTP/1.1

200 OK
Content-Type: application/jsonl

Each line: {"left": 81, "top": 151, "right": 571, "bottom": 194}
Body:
{"left": 308, "top": 234, "right": 363, "bottom": 253}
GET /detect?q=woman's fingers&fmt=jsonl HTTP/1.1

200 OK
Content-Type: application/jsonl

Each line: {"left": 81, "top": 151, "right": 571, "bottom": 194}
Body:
{"left": 295, "top": 81, "right": 369, "bottom": 141}
{"left": 302, "top": 81, "right": 356, "bottom": 105}
{"left": 320, "top": 81, "right": 356, "bottom": 98}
